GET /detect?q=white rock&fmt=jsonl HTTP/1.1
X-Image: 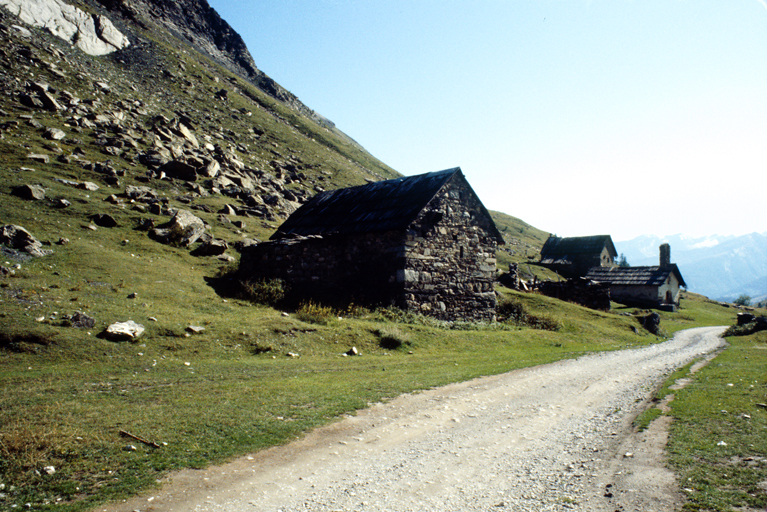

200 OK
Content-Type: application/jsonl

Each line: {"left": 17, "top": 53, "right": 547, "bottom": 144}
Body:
{"left": 0, "top": 0, "right": 130, "bottom": 56}
{"left": 105, "top": 321, "right": 145, "bottom": 341}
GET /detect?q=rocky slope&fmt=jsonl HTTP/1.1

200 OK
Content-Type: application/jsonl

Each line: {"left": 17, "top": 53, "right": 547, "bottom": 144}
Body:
{"left": 0, "top": 0, "right": 399, "bottom": 264}
{"left": 91, "top": 0, "right": 336, "bottom": 128}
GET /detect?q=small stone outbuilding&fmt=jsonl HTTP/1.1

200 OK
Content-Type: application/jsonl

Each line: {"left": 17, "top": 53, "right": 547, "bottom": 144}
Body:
{"left": 585, "top": 244, "right": 687, "bottom": 311}
{"left": 238, "top": 168, "right": 505, "bottom": 321}
{"left": 539, "top": 235, "right": 617, "bottom": 278}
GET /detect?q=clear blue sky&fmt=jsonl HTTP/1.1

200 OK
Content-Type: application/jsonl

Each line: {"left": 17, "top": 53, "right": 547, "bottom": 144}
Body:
{"left": 207, "top": 0, "right": 767, "bottom": 242}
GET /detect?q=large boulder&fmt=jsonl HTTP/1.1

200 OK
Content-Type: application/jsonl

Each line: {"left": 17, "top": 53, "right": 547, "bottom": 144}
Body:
{"left": 0, "top": 0, "right": 130, "bottom": 56}
{"left": 11, "top": 184, "right": 45, "bottom": 201}
{"left": 104, "top": 321, "right": 144, "bottom": 341}
{"left": 191, "top": 238, "right": 228, "bottom": 257}
{"left": 640, "top": 312, "right": 661, "bottom": 334}
{"left": 0, "top": 225, "right": 52, "bottom": 257}
{"left": 150, "top": 209, "right": 206, "bottom": 247}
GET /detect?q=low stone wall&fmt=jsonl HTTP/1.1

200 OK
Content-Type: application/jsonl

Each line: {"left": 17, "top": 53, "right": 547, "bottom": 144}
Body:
{"left": 539, "top": 279, "right": 611, "bottom": 311}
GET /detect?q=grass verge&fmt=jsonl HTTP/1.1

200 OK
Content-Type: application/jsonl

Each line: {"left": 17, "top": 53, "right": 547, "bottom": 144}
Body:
{"left": 666, "top": 329, "right": 767, "bottom": 511}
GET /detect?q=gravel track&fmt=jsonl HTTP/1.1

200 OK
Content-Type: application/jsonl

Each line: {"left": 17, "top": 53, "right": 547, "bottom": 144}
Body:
{"left": 106, "top": 326, "right": 727, "bottom": 512}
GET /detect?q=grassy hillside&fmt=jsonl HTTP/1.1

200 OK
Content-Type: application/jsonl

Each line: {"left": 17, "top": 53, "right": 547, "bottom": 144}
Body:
{"left": 490, "top": 210, "right": 560, "bottom": 282}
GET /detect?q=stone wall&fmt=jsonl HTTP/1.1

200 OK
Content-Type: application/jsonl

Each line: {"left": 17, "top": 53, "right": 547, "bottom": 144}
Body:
{"left": 539, "top": 278, "right": 611, "bottom": 311}
{"left": 238, "top": 230, "right": 405, "bottom": 307}
{"left": 238, "top": 174, "right": 500, "bottom": 322}
{"left": 397, "top": 174, "right": 499, "bottom": 322}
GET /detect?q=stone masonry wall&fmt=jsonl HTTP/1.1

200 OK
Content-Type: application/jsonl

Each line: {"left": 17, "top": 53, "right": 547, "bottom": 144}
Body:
{"left": 397, "top": 174, "right": 499, "bottom": 322}
{"left": 238, "top": 231, "right": 405, "bottom": 307}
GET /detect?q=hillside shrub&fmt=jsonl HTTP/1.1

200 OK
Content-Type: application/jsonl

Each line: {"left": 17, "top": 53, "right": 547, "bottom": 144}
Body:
{"left": 295, "top": 301, "right": 338, "bottom": 325}
{"left": 723, "top": 316, "right": 767, "bottom": 337}
{"left": 239, "top": 278, "right": 286, "bottom": 307}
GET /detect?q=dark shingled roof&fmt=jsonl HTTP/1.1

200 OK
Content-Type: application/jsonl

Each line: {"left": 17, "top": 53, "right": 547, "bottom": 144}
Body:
{"left": 585, "top": 265, "right": 687, "bottom": 288}
{"left": 271, "top": 168, "right": 503, "bottom": 242}
{"left": 540, "top": 235, "right": 617, "bottom": 261}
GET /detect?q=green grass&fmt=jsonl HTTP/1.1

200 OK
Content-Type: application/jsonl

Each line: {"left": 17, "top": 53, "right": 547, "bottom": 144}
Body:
{"left": 666, "top": 328, "right": 767, "bottom": 511}
{"left": 490, "top": 210, "right": 560, "bottom": 282}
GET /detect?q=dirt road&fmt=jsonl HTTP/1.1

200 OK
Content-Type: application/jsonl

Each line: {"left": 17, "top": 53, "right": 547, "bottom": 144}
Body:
{"left": 103, "top": 326, "right": 727, "bottom": 512}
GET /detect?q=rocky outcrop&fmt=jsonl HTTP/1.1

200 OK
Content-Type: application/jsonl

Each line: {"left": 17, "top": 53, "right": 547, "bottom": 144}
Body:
{"left": 0, "top": 225, "right": 52, "bottom": 257}
{"left": 0, "top": 0, "right": 130, "bottom": 55}
{"left": 94, "top": 0, "right": 333, "bottom": 128}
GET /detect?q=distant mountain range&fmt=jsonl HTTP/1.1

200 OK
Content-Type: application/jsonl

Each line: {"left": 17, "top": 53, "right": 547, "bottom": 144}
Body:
{"left": 615, "top": 233, "right": 767, "bottom": 303}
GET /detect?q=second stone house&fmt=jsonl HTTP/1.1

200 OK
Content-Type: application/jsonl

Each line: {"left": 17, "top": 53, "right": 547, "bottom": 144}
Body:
{"left": 539, "top": 235, "right": 618, "bottom": 278}
{"left": 238, "top": 168, "right": 505, "bottom": 322}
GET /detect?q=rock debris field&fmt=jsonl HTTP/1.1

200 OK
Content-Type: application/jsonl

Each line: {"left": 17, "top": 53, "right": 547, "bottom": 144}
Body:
{"left": 105, "top": 326, "right": 727, "bottom": 512}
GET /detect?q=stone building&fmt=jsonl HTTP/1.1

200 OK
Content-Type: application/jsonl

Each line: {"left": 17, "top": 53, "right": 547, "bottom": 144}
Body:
{"left": 585, "top": 244, "right": 687, "bottom": 311}
{"left": 238, "top": 168, "right": 505, "bottom": 321}
{"left": 539, "top": 235, "right": 618, "bottom": 278}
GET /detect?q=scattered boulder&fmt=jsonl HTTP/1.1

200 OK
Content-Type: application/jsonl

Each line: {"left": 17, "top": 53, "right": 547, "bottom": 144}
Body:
{"left": 91, "top": 214, "right": 118, "bottom": 228}
{"left": 159, "top": 160, "right": 197, "bottom": 181}
{"left": 234, "top": 239, "right": 261, "bottom": 252}
{"left": 103, "top": 320, "right": 145, "bottom": 341}
{"left": 191, "top": 238, "right": 228, "bottom": 257}
{"left": 44, "top": 127, "right": 66, "bottom": 140}
{"left": 149, "top": 209, "right": 206, "bottom": 247}
{"left": 62, "top": 311, "right": 95, "bottom": 329}
{"left": 77, "top": 181, "right": 100, "bottom": 191}
{"left": 0, "top": 224, "right": 51, "bottom": 257}
{"left": 11, "top": 184, "right": 45, "bottom": 201}
{"left": 19, "top": 93, "right": 44, "bottom": 109}
{"left": 639, "top": 312, "right": 661, "bottom": 334}
{"left": 125, "top": 185, "right": 158, "bottom": 202}
{"left": 199, "top": 159, "right": 220, "bottom": 178}
{"left": 27, "top": 153, "right": 49, "bottom": 164}
{"left": 176, "top": 123, "right": 199, "bottom": 148}
{"left": 219, "top": 204, "right": 238, "bottom": 216}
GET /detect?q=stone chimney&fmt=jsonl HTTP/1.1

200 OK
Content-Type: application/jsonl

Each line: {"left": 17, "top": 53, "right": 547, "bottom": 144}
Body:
{"left": 659, "top": 243, "right": 671, "bottom": 268}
